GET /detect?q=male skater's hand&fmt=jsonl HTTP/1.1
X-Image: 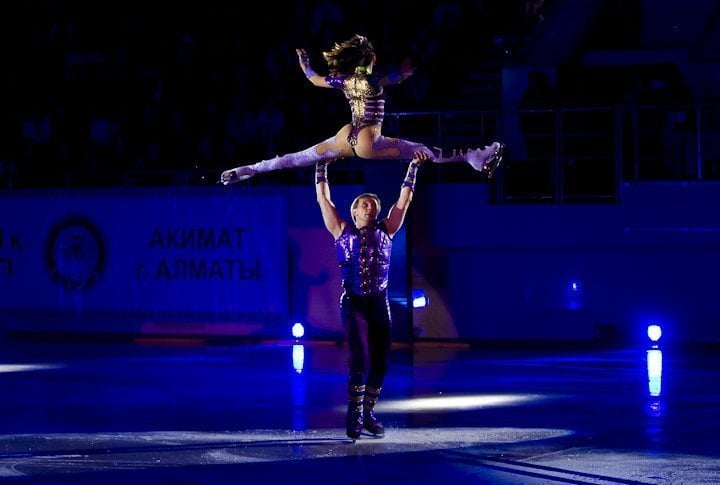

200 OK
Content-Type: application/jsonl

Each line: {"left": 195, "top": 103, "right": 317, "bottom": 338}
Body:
{"left": 413, "top": 151, "right": 429, "bottom": 165}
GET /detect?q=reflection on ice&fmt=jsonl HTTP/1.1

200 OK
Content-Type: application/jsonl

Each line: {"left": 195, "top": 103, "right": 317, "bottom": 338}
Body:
{"left": 647, "top": 348, "right": 662, "bottom": 397}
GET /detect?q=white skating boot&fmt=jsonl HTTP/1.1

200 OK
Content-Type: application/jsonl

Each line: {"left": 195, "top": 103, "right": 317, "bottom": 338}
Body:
{"left": 467, "top": 142, "right": 505, "bottom": 178}
{"left": 219, "top": 166, "right": 254, "bottom": 185}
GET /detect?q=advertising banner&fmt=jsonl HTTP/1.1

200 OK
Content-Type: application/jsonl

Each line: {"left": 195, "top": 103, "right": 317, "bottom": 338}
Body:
{"left": 0, "top": 188, "right": 288, "bottom": 335}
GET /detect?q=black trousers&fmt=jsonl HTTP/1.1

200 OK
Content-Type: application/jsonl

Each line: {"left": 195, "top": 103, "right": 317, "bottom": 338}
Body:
{"left": 341, "top": 289, "right": 392, "bottom": 389}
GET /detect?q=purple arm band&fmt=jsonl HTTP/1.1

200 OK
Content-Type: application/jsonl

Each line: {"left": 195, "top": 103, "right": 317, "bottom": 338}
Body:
{"left": 315, "top": 162, "right": 328, "bottom": 184}
{"left": 401, "top": 161, "right": 420, "bottom": 191}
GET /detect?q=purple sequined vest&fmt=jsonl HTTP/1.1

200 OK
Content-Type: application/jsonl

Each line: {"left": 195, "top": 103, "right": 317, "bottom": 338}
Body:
{"left": 335, "top": 220, "right": 392, "bottom": 296}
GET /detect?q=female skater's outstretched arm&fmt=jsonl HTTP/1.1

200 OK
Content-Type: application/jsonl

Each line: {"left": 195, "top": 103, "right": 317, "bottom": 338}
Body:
{"left": 297, "top": 48, "right": 332, "bottom": 88}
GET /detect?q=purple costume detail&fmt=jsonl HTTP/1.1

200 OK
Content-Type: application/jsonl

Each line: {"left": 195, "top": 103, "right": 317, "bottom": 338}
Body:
{"left": 335, "top": 220, "right": 392, "bottom": 296}
{"left": 336, "top": 219, "right": 393, "bottom": 390}
{"left": 326, "top": 73, "right": 386, "bottom": 148}
{"left": 326, "top": 72, "right": 436, "bottom": 160}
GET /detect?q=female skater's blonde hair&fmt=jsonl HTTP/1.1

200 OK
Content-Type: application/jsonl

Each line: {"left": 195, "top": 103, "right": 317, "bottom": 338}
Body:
{"left": 323, "top": 34, "right": 376, "bottom": 76}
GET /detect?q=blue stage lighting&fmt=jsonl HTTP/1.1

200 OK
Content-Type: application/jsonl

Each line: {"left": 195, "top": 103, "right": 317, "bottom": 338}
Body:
{"left": 647, "top": 348, "right": 662, "bottom": 397}
{"left": 291, "top": 322, "right": 305, "bottom": 339}
{"left": 292, "top": 344, "right": 304, "bottom": 373}
{"left": 412, "top": 289, "right": 428, "bottom": 308}
{"left": 566, "top": 279, "right": 583, "bottom": 310}
{"left": 647, "top": 324, "right": 662, "bottom": 343}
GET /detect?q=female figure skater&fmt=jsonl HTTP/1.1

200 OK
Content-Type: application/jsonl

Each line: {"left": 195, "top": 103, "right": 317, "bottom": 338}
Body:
{"left": 220, "top": 34, "right": 503, "bottom": 184}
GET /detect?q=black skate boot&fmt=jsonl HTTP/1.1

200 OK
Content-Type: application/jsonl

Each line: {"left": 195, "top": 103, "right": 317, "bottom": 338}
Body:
{"left": 363, "top": 386, "right": 385, "bottom": 436}
{"left": 346, "top": 384, "right": 365, "bottom": 440}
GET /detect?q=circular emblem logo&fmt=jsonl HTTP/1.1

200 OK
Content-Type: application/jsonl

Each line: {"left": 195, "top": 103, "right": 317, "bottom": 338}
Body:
{"left": 45, "top": 217, "right": 105, "bottom": 291}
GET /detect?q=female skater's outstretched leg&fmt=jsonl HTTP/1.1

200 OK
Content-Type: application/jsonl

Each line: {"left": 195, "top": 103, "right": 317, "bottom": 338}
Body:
{"left": 367, "top": 136, "right": 505, "bottom": 178}
{"left": 220, "top": 136, "right": 347, "bottom": 185}
{"left": 220, "top": 124, "right": 505, "bottom": 184}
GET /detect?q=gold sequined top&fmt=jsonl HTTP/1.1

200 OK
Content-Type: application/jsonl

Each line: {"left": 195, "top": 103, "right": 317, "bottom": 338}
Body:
{"left": 326, "top": 73, "right": 385, "bottom": 145}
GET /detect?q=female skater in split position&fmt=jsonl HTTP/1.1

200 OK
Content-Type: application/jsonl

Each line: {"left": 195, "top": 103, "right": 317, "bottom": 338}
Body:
{"left": 220, "top": 34, "right": 504, "bottom": 184}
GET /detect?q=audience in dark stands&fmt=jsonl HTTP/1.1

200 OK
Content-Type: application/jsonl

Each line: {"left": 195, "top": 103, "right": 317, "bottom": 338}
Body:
{"left": 0, "top": 1, "right": 546, "bottom": 187}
